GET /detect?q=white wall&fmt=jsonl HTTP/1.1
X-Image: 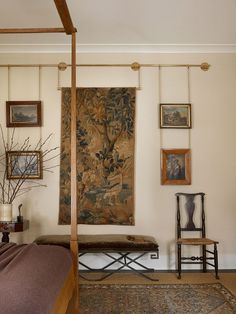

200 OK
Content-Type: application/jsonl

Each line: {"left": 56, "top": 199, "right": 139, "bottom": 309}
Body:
{"left": 0, "top": 52, "right": 235, "bottom": 270}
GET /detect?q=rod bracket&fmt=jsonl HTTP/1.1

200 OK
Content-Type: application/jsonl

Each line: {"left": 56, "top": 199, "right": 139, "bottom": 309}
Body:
{"left": 58, "top": 62, "right": 67, "bottom": 71}
{"left": 200, "top": 62, "right": 210, "bottom": 71}
{"left": 131, "top": 62, "right": 141, "bottom": 71}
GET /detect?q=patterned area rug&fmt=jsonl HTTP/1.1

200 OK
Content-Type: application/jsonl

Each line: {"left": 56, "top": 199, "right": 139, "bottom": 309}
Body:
{"left": 79, "top": 283, "right": 236, "bottom": 314}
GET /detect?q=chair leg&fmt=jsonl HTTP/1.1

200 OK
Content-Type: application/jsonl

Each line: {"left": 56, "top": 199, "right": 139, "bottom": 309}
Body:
{"left": 214, "top": 243, "right": 219, "bottom": 279}
{"left": 202, "top": 244, "right": 207, "bottom": 272}
{"left": 177, "top": 244, "right": 181, "bottom": 279}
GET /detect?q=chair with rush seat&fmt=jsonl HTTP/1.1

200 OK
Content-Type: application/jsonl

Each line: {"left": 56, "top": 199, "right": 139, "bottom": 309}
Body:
{"left": 175, "top": 192, "right": 219, "bottom": 279}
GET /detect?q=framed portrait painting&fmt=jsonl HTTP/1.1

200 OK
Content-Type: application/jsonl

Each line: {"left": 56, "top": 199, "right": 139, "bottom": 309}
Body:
{"left": 6, "top": 151, "right": 42, "bottom": 179}
{"left": 160, "top": 103, "right": 191, "bottom": 129}
{"left": 6, "top": 101, "right": 42, "bottom": 127}
{"left": 161, "top": 149, "right": 191, "bottom": 185}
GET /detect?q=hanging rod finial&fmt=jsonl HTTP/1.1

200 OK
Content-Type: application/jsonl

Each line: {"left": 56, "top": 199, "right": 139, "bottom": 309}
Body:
{"left": 58, "top": 62, "right": 67, "bottom": 71}
{"left": 200, "top": 62, "right": 210, "bottom": 71}
{"left": 131, "top": 62, "right": 141, "bottom": 71}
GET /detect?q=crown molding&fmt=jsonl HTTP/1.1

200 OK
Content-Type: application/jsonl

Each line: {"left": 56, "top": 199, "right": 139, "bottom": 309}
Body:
{"left": 0, "top": 43, "right": 236, "bottom": 53}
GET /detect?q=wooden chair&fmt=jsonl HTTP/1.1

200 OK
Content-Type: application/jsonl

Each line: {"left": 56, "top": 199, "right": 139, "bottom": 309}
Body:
{"left": 176, "top": 192, "right": 219, "bottom": 279}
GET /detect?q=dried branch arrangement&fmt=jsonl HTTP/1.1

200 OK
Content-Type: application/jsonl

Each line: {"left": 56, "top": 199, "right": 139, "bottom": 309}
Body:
{"left": 0, "top": 126, "right": 59, "bottom": 204}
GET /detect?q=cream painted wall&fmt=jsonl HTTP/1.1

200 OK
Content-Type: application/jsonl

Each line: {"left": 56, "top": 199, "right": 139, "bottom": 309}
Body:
{"left": 0, "top": 52, "right": 235, "bottom": 270}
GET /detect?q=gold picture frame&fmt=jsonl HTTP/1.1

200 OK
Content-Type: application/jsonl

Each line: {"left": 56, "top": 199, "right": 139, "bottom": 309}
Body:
{"left": 6, "top": 151, "right": 42, "bottom": 179}
{"left": 161, "top": 149, "right": 191, "bottom": 185}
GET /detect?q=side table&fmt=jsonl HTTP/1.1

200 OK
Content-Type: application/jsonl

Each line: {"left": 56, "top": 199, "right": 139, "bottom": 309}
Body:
{"left": 0, "top": 220, "right": 29, "bottom": 242}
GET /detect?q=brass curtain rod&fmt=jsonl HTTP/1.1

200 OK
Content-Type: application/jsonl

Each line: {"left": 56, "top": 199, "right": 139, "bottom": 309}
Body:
{"left": 0, "top": 62, "right": 210, "bottom": 71}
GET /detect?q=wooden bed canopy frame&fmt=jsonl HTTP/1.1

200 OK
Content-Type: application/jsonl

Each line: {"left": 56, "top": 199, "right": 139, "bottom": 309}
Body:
{"left": 0, "top": 0, "right": 79, "bottom": 312}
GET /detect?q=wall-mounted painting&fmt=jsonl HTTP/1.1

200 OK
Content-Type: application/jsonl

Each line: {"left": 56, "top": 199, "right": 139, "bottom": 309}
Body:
{"left": 160, "top": 103, "right": 191, "bottom": 128}
{"left": 6, "top": 151, "right": 42, "bottom": 179}
{"left": 161, "top": 149, "right": 191, "bottom": 185}
{"left": 6, "top": 101, "right": 42, "bottom": 127}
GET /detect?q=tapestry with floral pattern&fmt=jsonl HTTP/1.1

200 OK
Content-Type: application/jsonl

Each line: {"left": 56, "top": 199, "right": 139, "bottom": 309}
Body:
{"left": 59, "top": 87, "right": 135, "bottom": 225}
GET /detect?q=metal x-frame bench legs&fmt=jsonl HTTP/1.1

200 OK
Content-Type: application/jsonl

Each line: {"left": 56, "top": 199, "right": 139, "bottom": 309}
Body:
{"left": 79, "top": 251, "right": 159, "bottom": 281}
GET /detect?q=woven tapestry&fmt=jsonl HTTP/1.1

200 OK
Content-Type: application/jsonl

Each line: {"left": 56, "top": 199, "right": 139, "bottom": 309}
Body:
{"left": 59, "top": 88, "right": 135, "bottom": 225}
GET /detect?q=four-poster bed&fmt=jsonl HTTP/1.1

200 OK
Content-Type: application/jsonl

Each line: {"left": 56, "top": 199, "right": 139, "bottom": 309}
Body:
{"left": 0, "top": 0, "right": 78, "bottom": 313}
{"left": 0, "top": 1, "right": 212, "bottom": 312}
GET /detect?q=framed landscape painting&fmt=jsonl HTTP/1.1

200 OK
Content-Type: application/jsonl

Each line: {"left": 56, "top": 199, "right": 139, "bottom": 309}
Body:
{"left": 160, "top": 103, "right": 191, "bottom": 129}
{"left": 161, "top": 149, "right": 191, "bottom": 185}
{"left": 6, "top": 151, "right": 42, "bottom": 179}
{"left": 6, "top": 101, "right": 42, "bottom": 127}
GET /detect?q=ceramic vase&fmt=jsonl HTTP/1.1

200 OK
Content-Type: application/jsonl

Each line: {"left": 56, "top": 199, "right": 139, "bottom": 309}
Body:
{"left": 0, "top": 204, "right": 13, "bottom": 222}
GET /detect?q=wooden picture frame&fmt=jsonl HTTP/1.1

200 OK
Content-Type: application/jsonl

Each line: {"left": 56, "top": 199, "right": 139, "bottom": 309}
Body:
{"left": 161, "top": 149, "right": 191, "bottom": 185}
{"left": 6, "top": 101, "right": 42, "bottom": 127}
{"left": 6, "top": 151, "right": 42, "bottom": 179}
{"left": 160, "top": 103, "right": 191, "bottom": 129}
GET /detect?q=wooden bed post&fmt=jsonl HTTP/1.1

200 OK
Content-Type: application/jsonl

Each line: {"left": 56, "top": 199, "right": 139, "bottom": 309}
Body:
{"left": 70, "top": 31, "right": 79, "bottom": 312}
{"left": 53, "top": 1, "right": 79, "bottom": 311}
{"left": 1, "top": 1, "right": 79, "bottom": 311}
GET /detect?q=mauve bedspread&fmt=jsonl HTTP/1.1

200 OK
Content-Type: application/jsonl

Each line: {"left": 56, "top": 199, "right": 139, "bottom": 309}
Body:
{"left": 0, "top": 242, "right": 73, "bottom": 314}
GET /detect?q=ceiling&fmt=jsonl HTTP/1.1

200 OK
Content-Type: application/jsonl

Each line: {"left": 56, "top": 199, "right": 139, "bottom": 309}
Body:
{"left": 0, "top": 0, "right": 236, "bottom": 52}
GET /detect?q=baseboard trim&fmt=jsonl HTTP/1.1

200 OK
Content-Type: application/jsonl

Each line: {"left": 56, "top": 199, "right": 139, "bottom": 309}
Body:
{"left": 155, "top": 269, "right": 236, "bottom": 273}
{"left": 80, "top": 269, "right": 236, "bottom": 273}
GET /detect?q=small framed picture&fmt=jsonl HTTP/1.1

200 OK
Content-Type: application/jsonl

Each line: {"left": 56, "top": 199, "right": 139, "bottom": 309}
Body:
{"left": 160, "top": 103, "right": 191, "bottom": 129}
{"left": 161, "top": 149, "right": 191, "bottom": 185}
{"left": 6, "top": 151, "right": 42, "bottom": 179}
{"left": 6, "top": 101, "right": 42, "bottom": 127}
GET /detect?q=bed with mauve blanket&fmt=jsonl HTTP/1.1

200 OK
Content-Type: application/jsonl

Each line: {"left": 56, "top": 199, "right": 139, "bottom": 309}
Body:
{"left": 0, "top": 242, "right": 75, "bottom": 314}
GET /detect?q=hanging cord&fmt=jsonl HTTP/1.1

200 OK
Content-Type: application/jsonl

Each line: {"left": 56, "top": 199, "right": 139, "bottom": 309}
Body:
{"left": 137, "top": 67, "right": 141, "bottom": 90}
{"left": 187, "top": 66, "right": 191, "bottom": 149}
{"left": 57, "top": 66, "right": 61, "bottom": 90}
{"left": 131, "top": 62, "right": 142, "bottom": 90}
{"left": 6, "top": 66, "right": 11, "bottom": 150}
{"left": 158, "top": 66, "right": 164, "bottom": 177}
{"left": 38, "top": 66, "right": 42, "bottom": 146}
{"left": 57, "top": 62, "right": 67, "bottom": 91}
{"left": 38, "top": 66, "right": 42, "bottom": 100}
{"left": 158, "top": 66, "right": 163, "bottom": 148}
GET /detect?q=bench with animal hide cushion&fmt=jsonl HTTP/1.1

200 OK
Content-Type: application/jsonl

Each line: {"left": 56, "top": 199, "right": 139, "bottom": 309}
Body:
{"left": 34, "top": 234, "right": 159, "bottom": 281}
